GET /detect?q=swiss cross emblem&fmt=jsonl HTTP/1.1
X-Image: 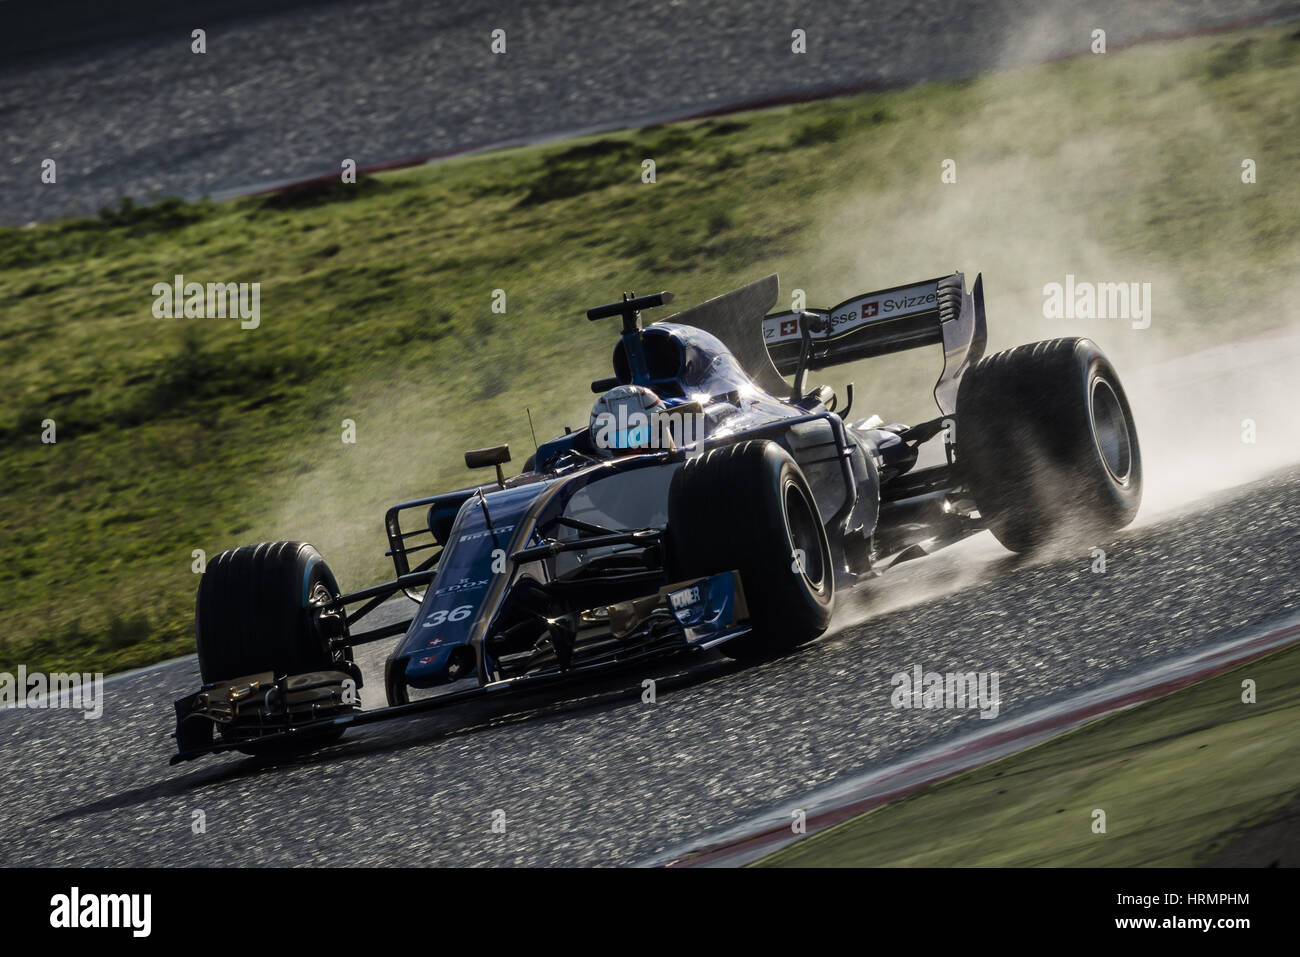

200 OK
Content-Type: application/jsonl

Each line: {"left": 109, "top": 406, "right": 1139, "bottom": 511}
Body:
{"left": 862, "top": 301, "right": 879, "bottom": 317}
{"left": 780, "top": 319, "right": 798, "bottom": 336}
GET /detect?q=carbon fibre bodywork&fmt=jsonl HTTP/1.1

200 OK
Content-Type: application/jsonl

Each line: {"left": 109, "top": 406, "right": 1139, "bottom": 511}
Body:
{"left": 171, "top": 272, "right": 992, "bottom": 762}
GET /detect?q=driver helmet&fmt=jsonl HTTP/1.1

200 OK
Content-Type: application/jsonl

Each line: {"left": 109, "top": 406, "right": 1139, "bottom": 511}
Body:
{"left": 589, "top": 384, "right": 668, "bottom": 454}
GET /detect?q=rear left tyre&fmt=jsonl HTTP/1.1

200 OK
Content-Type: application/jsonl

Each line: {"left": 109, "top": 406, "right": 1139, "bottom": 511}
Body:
{"left": 956, "top": 337, "right": 1142, "bottom": 552}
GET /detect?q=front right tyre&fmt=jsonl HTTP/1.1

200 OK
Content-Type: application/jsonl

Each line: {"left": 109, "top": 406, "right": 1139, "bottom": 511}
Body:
{"left": 196, "top": 541, "right": 352, "bottom": 752}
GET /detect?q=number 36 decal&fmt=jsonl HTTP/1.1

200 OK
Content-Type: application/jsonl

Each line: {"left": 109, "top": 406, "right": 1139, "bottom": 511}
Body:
{"left": 422, "top": 604, "right": 473, "bottom": 626}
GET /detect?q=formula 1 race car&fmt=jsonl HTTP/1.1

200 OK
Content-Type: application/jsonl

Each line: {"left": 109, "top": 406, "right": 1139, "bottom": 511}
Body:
{"left": 170, "top": 273, "right": 1142, "bottom": 762}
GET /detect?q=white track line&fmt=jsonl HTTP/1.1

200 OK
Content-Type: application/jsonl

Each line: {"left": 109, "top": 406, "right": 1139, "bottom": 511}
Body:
{"left": 645, "top": 612, "right": 1300, "bottom": 867}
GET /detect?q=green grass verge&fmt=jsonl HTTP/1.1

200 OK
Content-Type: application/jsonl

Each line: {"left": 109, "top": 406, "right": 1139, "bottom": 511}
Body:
{"left": 2, "top": 25, "right": 1299, "bottom": 675}
{"left": 755, "top": 638, "right": 1300, "bottom": 867}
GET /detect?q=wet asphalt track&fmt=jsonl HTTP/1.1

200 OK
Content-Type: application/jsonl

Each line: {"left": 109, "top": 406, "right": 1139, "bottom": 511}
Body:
{"left": 3, "top": 0, "right": 1295, "bottom": 224}
{"left": 1, "top": 464, "right": 1297, "bottom": 866}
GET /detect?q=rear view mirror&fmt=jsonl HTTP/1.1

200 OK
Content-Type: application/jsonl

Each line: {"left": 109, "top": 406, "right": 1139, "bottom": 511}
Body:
{"left": 465, "top": 444, "right": 511, "bottom": 486}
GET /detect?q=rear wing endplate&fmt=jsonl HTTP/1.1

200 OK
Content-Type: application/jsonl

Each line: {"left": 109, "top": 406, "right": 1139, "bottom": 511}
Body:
{"left": 763, "top": 272, "right": 987, "bottom": 415}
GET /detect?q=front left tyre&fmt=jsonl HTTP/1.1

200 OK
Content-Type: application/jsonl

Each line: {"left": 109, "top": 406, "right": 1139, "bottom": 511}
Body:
{"left": 667, "top": 440, "right": 835, "bottom": 659}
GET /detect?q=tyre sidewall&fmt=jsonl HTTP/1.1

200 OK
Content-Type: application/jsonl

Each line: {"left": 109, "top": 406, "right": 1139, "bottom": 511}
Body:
{"left": 957, "top": 338, "right": 1142, "bottom": 551}
{"left": 669, "top": 440, "right": 835, "bottom": 656}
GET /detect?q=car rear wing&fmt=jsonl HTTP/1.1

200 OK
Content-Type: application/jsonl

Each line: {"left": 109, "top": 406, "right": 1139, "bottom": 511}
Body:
{"left": 762, "top": 272, "right": 988, "bottom": 415}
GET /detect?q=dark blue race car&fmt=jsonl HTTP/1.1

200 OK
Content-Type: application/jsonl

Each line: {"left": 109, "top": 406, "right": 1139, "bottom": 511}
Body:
{"left": 171, "top": 273, "right": 1142, "bottom": 762}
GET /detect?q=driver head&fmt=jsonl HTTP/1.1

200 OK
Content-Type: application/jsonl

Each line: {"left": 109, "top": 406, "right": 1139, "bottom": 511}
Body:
{"left": 589, "top": 384, "right": 667, "bottom": 454}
